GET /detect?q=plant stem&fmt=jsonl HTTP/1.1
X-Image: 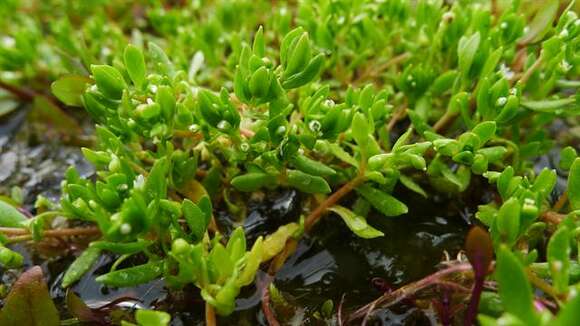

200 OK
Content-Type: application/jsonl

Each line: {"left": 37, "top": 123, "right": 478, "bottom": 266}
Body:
{"left": 348, "top": 262, "right": 473, "bottom": 322}
{"left": 432, "top": 110, "right": 458, "bottom": 134}
{"left": 552, "top": 191, "right": 568, "bottom": 213}
{"left": 356, "top": 52, "right": 411, "bottom": 83}
{"left": 541, "top": 211, "right": 565, "bottom": 224}
{"left": 464, "top": 276, "right": 484, "bottom": 326}
{"left": 261, "top": 283, "right": 280, "bottom": 326}
{"left": 0, "top": 226, "right": 101, "bottom": 238}
{"left": 205, "top": 303, "right": 217, "bottom": 326}
{"left": 260, "top": 170, "right": 367, "bottom": 318}
{"left": 0, "top": 79, "right": 66, "bottom": 110}
{"left": 517, "top": 52, "right": 544, "bottom": 86}
{"left": 526, "top": 269, "right": 561, "bottom": 303}
{"left": 304, "top": 174, "right": 366, "bottom": 231}
{"left": 0, "top": 79, "right": 35, "bottom": 101}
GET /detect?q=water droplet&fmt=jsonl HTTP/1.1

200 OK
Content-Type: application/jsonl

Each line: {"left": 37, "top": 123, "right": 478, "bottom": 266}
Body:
{"left": 217, "top": 120, "right": 231, "bottom": 130}
{"left": 324, "top": 99, "right": 335, "bottom": 107}
{"left": 308, "top": 120, "right": 321, "bottom": 132}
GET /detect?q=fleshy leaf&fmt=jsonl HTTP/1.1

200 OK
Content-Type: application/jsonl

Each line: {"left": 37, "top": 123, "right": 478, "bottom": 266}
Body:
{"left": 356, "top": 184, "right": 408, "bottom": 217}
{"left": 135, "top": 309, "right": 171, "bottom": 326}
{"left": 0, "top": 266, "right": 60, "bottom": 326}
{"left": 547, "top": 226, "right": 571, "bottom": 294}
{"left": 62, "top": 246, "right": 101, "bottom": 288}
{"left": 495, "top": 246, "right": 538, "bottom": 325}
{"left": 51, "top": 75, "right": 91, "bottom": 106}
{"left": 329, "top": 205, "right": 384, "bottom": 239}
{"left": 569, "top": 158, "right": 580, "bottom": 211}
{"left": 0, "top": 200, "right": 28, "bottom": 227}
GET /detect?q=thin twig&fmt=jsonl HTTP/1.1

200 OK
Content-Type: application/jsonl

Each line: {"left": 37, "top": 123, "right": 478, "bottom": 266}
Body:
{"left": 0, "top": 226, "right": 101, "bottom": 237}
{"left": 552, "top": 191, "right": 568, "bottom": 213}
{"left": 356, "top": 52, "right": 411, "bottom": 83}
{"left": 526, "top": 269, "right": 561, "bottom": 302}
{"left": 0, "top": 79, "right": 67, "bottom": 109}
{"left": 348, "top": 262, "right": 473, "bottom": 322}
{"left": 541, "top": 211, "right": 565, "bottom": 224}
{"left": 0, "top": 79, "right": 35, "bottom": 101}
{"left": 337, "top": 294, "right": 346, "bottom": 326}
{"left": 517, "top": 52, "right": 544, "bottom": 86}
{"left": 205, "top": 303, "right": 217, "bottom": 326}
{"left": 5, "top": 235, "right": 32, "bottom": 243}
{"left": 432, "top": 110, "right": 458, "bottom": 134}
{"left": 304, "top": 174, "right": 366, "bottom": 231}
{"left": 262, "top": 284, "right": 281, "bottom": 326}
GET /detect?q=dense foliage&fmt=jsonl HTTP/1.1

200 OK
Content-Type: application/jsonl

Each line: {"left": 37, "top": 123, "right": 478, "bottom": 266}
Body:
{"left": 0, "top": 0, "right": 579, "bottom": 325}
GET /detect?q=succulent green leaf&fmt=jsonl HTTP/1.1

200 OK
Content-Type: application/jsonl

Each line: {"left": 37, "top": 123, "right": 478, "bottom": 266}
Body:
{"left": 496, "top": 197, "right": 520, "bottom": 246}
{"left": 284, "top": 32, "right": 311, "bottom": 77}
{"left": 96, "top": 261, "right": 164, "bottom": 287}
{"left": 135, "top": 309, "right": 171, "bottom": 326}
{"left": 351, "top": 112, "right": 370, "bottom": 150}
{"left": 559, "top": 147, "right": 577, "bottom": 170}
{"left": 261, "top": 223, "right": 299, "bottom": 261}
{"left": 399, "top": 174, "right": 427, "bottom": 198}
{"left": 182, "top": 199, "right": 208, "bottom": 241}
{"left": 329, "top": 205, "right": 384, "bottom": 239}
{"left": 124, "top": 44, "right": 146, "bottom": 89}
{"left": 547, "top": 226, "right": 571, "bottom": 294}
{"left": 252, "top": 26, "right": 265, "bottom": 57}
{"left": 495, "top": 246, "right": 538, "bottom": 325}
{"left": 471, "top": 121, "right": 496, "bottom": 145}
{"left": 237, "top": 237, "right": 263, "bottom": 286}
{"left": 356, "top": 184, "right": 408, "bottom": 217}
{"left": 51, "top": 75, "right": 90, "bottom": 106}
{"left": 457, "top": 32, "right": 480, "bottom": 77}
{"left": 518, "top": 0, "right": 559, "bottom": 44}
{"left": 286, "top": 170, "right": 331, "bottom": 194}
{"left": 569, "top": 158, "right": 580, "bottom": 211}
{"left": 530, "top": 168, "right": 556, "bottom": 195}
{"left": 292, "top": 155, "right": 336, "bottom": 177}
{"left": 521, "top": 97, "right": 576, "bottom": 112}
{"left": 91, "top": 64, "right": 126, "bottom": 100}
{"left": 282, "top": 53, "right": 324, "bottom": 89}
{"left": 62, "top": 246, "right": 101, "bottom": 288}
{"left": 231, "top": 172, "right": 276, "bottom": 192}
{"left": 0, "top": 200, "right": 28, "bottom": 227}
